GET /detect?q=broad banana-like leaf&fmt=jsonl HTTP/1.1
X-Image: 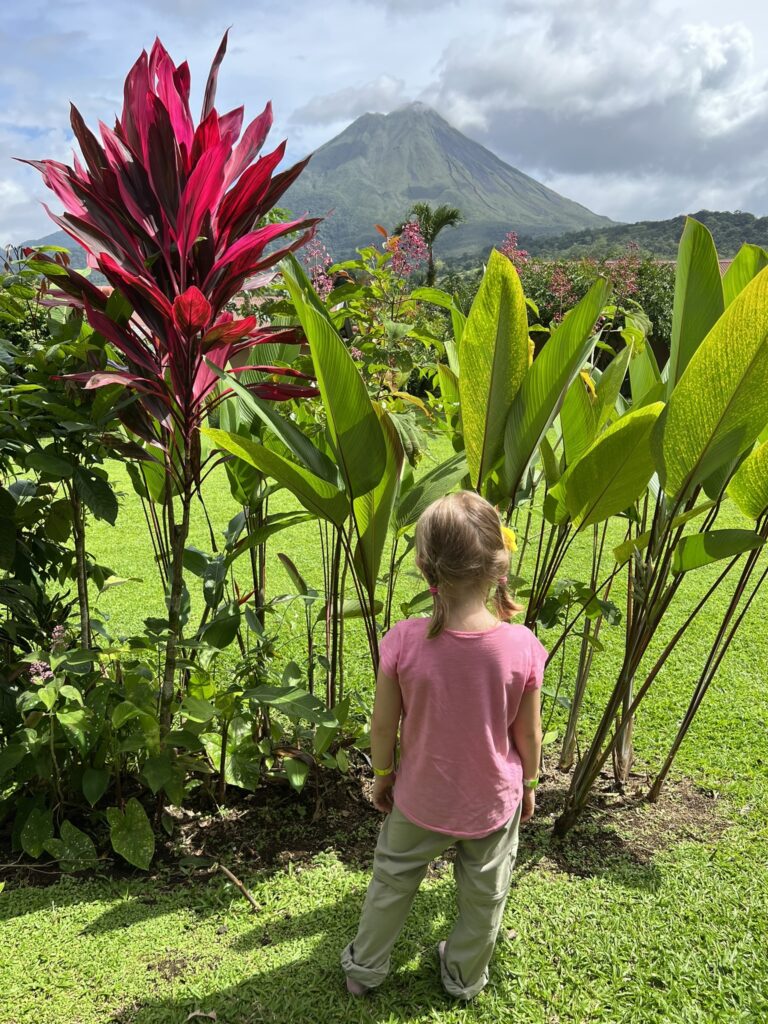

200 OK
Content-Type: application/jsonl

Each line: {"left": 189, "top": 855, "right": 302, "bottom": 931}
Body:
{"left": 701, "top": 444, "right": 753, "bottom": 501}
{"left": 203, "top": 428, "right": 348, "bottom": 525}
{"left": 283, "top": 258, "right": 387, "bottom": 498}
{"left": 411, "top": 286, "right": 465, "bottom": 368}
{"left": 353, "top": 408, "right": 404, "bottom": 597}
{"left": 394, "top": 452, "right": 468, "bottom": 534}
{"left": 666, "top": 217, "right": 724, "bottom": 397}
{"left": 653, "top": 267, "right": 768, "bottom": 500}
{"left": 226, "top": 512, "right": 314, "bottom": 567}
{"left": 727, "top": 441, "right": 768, "bottom": 519}
{"left": 671, "top": 529, "right": 765, "bottom": 574}
{"left": 503, "top": 278, "right": 611, "bottom": 500}
{"left": 459, "top": 249, "right": 529, "bottom": 489}
{"left": 207, "top": 361, "right": 338, "bottom": 482}
{"left": 595, "top": 344, "right": 633, "bottom": 430}
{"left": 629, "top": 341, "right": 662, "bottom": 406}
{"left": 539, "top": 435, "right": 562, "bottom": 487}
{"left": 722, "top": 244, "right": 768, "bottom": 307}
{"left": 559, "top": 402, "right": 664, "bottom": 530}
{"left": 561, "top": 373, "right": 598, "bottom": 466}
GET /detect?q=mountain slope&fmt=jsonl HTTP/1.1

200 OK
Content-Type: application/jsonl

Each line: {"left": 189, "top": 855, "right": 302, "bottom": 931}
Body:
{"left": 521, "top": 210, "right": 768, "bottom": 260}
{"left": 282, "top": 103, "right": 613, "bottom": 258}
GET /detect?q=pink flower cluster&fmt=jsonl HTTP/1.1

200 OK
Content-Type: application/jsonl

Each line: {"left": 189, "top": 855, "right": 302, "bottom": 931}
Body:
{"left": 388, "top": 222, "right": 428, "bottom": 278}
{"left": 28, "top": 661, "right": 54, "bottom": 685}
{"left": 303, "top": 238, "right": 335, "bottom": 299}
{"left": 608, "top": 242, "right": 641, "bottom": 302}
{"left": 499, "top": 231, "right": 529, "bottom": 272}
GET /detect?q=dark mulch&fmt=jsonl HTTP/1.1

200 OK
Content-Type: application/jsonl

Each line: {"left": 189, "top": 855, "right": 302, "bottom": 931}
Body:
{"left": 0, "top": 751, "right": 727, "bottom": 890}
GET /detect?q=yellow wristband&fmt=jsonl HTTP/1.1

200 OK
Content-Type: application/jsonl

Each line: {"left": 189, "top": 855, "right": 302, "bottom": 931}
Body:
{"left": 373, "top": 762, "right": 394, "bottom": 777}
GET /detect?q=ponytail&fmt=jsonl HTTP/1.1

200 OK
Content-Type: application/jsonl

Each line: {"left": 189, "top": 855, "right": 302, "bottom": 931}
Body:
{"left": 427, "top": 589, "right": 447, "bottom": 639}
{"left": 493, "top": 580, "right": 523, "bottom": 622}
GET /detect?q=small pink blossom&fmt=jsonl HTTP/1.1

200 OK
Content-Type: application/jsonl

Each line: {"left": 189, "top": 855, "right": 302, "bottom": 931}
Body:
{"left": 302, "top": 238, "right": 334, "bottom": 299}
{"left": 51, "top": 624, "right": 68, "bottom": 653}
{"left": 28, "top": 660, "right": 54, "bottom": 685}
{"left": 387, "top": 222, "right": 428, "bottom": 278}
{"left": 499, "top": 231, "right": 529, "bottom": 272}
{"left": 549, "top": 265, "right": 576, "bottom": 307}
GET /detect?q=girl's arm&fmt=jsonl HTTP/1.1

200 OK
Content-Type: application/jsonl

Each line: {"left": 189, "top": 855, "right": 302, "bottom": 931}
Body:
{"left": 511, "top": 689, "right": 542, "bottom": 822}
{"left": 369, "top": 666, "right": 402, "bottom": 813}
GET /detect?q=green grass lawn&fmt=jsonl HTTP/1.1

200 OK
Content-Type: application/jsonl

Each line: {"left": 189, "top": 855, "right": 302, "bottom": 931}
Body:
{"left": 2, "top": 450, "right": 768, "bottom": 1023}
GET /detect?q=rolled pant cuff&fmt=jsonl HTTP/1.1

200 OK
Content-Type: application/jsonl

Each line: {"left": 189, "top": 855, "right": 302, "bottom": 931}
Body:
{"left": 440, "top": 960, "right": 488, "bottom": 1001}
{"left": 340, "top": 942, "right": 389, "bottom": 989}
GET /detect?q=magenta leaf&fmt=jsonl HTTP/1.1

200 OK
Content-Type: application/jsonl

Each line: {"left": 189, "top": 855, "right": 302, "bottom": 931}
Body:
{"left": 173, "top": 287, "right": 212, "bottom": 336}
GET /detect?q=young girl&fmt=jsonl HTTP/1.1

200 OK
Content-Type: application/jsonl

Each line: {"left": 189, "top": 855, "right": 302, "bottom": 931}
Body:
{"left": 341, "top": 490, "right": 546, "bottom": 1001}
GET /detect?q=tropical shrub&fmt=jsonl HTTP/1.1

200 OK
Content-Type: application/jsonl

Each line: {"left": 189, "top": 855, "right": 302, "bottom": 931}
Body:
{"left": 25, "top": 32, "right": 319, "bottom": 734}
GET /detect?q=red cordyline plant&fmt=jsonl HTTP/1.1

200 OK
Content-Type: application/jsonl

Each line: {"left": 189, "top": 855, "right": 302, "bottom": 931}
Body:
{"left": 23, "top": 32, "right": 319, "bottom": 730}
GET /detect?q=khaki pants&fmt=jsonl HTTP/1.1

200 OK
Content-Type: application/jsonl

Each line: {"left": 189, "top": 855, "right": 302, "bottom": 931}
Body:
{"left": 341, "top": 801, "right": 522, "bottom": 1000}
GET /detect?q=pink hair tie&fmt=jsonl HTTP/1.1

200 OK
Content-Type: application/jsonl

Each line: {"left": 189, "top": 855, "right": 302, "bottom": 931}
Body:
{"left": 428, "top": 585, "right": 439, "bottom": 595}
{"left": 498, "top": 576, "right": 508, "bottom": 586}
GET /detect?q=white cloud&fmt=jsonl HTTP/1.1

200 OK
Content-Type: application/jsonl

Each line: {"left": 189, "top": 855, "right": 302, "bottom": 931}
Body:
{"left": 2, "top": 0, "right": 768, "bottom": 238}
{"left": 291, "top": 75, "right": 410, "bottom": 126}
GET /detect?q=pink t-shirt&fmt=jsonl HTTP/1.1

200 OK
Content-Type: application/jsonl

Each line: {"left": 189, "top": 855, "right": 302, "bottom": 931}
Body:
{"left": 379, "top": 617, "right": 547, "bottom": 838}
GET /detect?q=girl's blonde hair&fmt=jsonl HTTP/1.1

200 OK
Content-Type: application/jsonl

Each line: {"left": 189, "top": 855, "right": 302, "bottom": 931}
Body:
{"left": 414, "top": 491, "right": 523, "bottom": 638}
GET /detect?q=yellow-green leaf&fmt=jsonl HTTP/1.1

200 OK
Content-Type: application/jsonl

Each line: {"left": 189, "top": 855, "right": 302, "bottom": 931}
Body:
{"left": 653, "top": 266, "right": 768, "bottom": 500}
{"left": 727, "top": 441, "right": 768, "bottom": 519}
{"left": 459, "top": 249, "right": 529, "bottom": 489}
{"left": 667, "top": 217, "right": 724, "bottom": 396}
{"left": 562, "top": 403, "right": 664, "bottom": 530}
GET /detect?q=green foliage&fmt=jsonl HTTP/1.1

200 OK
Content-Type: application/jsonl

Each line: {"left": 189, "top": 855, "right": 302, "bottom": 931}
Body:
{"left": 523, "top": 208, "right": 768, "bottom": 261}
{"left": 459, "top": 249, "right": 529, "bottom": 488}
{"left": 653, "top": 266, "right": 768, "bottom": 500}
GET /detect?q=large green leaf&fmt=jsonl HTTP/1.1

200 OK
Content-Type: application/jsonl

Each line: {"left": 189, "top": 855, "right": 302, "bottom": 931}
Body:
{"left": 504, "top": 278, "right": 611, "bottom": 499}
{"left": 20, "top": 807, "right": 54, "bottom": 858}
{"left": 672, "top": 529, "right": 765, "bottom": 573}
{"left": 559, "top": 403, "right": 664, "bottom": 530}
{"left": 653, "top": 266, "right": 768, "bottom": 500}
{"left": 459, "top": 249, "right": 529, "bottom": 489}
{"left": 207, "top": 363, "right": 338, "bottom": 483}
{"left": 629, "top": 341, "right": 661, "bottom": 406}
{"left": 666, "top": 217, "right": 724, "bottom": 396}
{"left": 283, "top": 263, "right": 386, "bottom": 498}
{"left": 82, "top": 766, "right": 110, "bottom": 807}
{"left": 44, "top": 820, "right": 98, "bottom": 872}
{"left": 74, "top": 466, "right": 118, "bottom": 525}
{"left": 722, "top": 244, "right": 768, "bottom": 307}
{"left": 353, "top": 407, "right": 404, "bottom": 596}
{"left": 226, "top": 511, "right": 314, "bottom": 568}
{"left": 107, "top": 797, "right": 155, "bottom": 870}
{"left": 595, "top": 345, "right": 633, "bottom": 430}
{"left": 203, "top": 428, "right": 348, "bottom": 525}
{"left": 411, "top": 286, "right": 464, "bottom": 368}
{"left": 561, "top": 373, "right": 598, "bottom": 466}
{"left": 394, "top": 453, "right": 467, "bottom": 534}
{"left": 727, "top": 441, "right": 768, "bottom": 519}
{"left": 243, "top": 685, "right": 338, "bottom": 728}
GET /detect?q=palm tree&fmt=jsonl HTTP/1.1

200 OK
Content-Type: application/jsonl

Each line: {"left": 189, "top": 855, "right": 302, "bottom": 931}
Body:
{"left": 399, "top": 202, "right": 463, "bottom": 286}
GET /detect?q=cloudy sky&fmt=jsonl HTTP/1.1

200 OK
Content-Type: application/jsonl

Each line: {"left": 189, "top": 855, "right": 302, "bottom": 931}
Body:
{"left": 2, "top": 0, "right": 768, "bottom": 243}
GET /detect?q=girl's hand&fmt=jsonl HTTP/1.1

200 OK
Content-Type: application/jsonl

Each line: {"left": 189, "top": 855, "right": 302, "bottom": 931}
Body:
{"left": 521, "top": 787, "right": 536, "bottom": 823}
{"left": 372, "top": 773, "right": 395, "bottom": 814}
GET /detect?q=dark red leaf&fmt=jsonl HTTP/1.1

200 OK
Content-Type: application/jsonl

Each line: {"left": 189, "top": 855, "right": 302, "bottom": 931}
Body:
{"left": 172, "top": 287, "right": 212, "bottom": 336}
{"left": 201, "top": 30, "right": 229, "bottom": 121}
{"left": 224, "top": 101, "right": 272, "bottom": 186}
{"left": 69, "top": 104, "right": 108, "bottom": 184}
{"left": 202, "top": 314, "right": 257, "bottom": 346}
{"left": 175, "top": 140, "right": 228, "bottom": 263}
{"left": 217, "top": 142, "right": 286, "bottom": 244}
